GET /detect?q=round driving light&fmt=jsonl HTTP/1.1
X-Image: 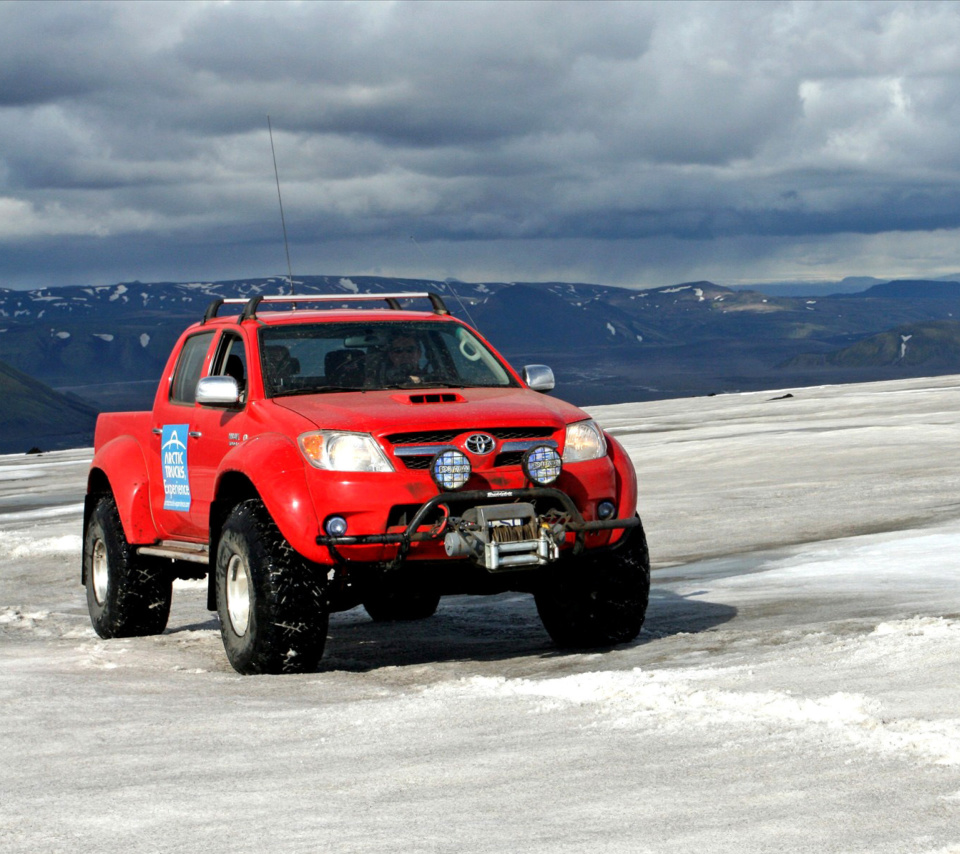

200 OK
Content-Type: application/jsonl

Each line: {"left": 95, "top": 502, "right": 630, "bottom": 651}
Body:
{"left": 431, "top": 449, "right": 472, "bottom": 491}
{"left": 324, "top": 515, "right": 348, "bottom": 537}
{"left": 597, "top": 501, "right": 617, "bottom": 520}
{"left": 522, "top": 444, "right": 562, "bottom": 485}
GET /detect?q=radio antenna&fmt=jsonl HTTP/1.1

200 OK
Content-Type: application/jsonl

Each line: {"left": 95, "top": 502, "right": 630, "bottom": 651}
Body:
{"left": 409, "top": 235, "right": 479, "bottom": 329}
{"left": 268, "top": 115, "right": 295, "bottom": 296}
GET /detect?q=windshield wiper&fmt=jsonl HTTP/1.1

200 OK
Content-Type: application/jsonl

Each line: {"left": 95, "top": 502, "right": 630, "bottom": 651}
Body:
{"left": 412, "top": 380, "right": 467, "bottom": 389}
{"left": 381, "top": 380, "right": 467, "bottom": 390}
{"left": 272, "top": 385, "right": 363, "bottom": 397}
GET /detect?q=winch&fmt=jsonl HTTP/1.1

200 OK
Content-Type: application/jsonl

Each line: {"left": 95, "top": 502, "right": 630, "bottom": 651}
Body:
{"left": 442, "top": 502, "right": 564, "bottom": 571}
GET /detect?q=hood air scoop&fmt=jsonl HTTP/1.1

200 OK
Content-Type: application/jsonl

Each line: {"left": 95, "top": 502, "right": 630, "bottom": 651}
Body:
{"left": 399, "top": 392, "right": 463, "bottom": 405}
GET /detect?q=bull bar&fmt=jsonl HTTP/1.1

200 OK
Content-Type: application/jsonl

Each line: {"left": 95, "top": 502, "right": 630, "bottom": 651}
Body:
{"left": 316, "top": 487, "right": 640, "bottom": 569}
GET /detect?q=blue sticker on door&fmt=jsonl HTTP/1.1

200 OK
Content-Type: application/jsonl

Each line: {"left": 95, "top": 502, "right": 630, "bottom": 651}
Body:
{"left": 161, "top": 424, "right": 191, "bottom": 511}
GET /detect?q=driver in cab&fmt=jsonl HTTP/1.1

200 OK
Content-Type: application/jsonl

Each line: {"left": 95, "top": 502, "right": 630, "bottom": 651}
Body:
{"left": 383, "top": 333, "right": 426, "bottom": 384}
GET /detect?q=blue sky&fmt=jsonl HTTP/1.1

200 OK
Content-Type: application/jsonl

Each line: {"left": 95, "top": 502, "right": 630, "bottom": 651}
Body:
{"left": 3, "top": 0, "right": 960, "bottom": 290}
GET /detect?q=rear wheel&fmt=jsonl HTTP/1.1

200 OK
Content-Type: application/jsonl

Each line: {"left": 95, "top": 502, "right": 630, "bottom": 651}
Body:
{"left": 215, "top": 499, "right": 329, "bottom": 675}
{"left": 83, "top": 495, "right": 172, "bottom": 638}
{"left": 534, "top": 520, "right": 650, "bottom": 648}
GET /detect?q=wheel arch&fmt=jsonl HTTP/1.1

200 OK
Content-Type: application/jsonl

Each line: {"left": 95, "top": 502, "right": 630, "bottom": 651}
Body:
{"left": 82, "top": 470, "right": 112, "bottom": 586}
{"left": 605, "top": 432, "right": 639, "bottom": 545}
{"left": 207, "top": 471, "right": 261, "bottom": 610}
{"left": 216, "top": 433, "right": 322, "bottom": 553}
{"left": 83, "top": 436, "right": 158, "bottom": 581}
{"left": 205, "top": 439, "right": 322, "bottom": 608}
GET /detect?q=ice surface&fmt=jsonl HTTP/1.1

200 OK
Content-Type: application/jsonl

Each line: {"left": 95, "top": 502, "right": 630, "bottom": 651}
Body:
{"left": 4, "top": 378, "right": 960, "bottom": 852}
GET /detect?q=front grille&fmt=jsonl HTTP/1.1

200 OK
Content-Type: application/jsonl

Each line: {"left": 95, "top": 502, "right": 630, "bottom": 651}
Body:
{"left": 400, "top": 456, "right": 434, "bottom": 470}
{"left": 401, "top": 450, "right": 534, "bottom": 470}
{"left": 386, "top": 426, "right": 555, "bottom": 446}
{"left": 493, "top": 427, "right": 556, "bottom": 441}
{"left": 387, "top": 429, "right": 461, "bottom": 445}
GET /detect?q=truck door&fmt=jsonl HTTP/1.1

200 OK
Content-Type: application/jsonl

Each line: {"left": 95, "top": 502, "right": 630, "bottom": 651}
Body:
{"left": 187, "top": 331, "right": 250, "bottom": 533}
{"left": 149, "top": 329, "right": 216, "bottom": 540}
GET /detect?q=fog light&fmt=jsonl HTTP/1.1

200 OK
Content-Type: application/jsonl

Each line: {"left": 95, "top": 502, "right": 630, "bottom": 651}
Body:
{"left": 431, "top": 449, "right": 471, "bottom": 491}
{"left": 325, "top": 515, "right": 348, "bottom": 537}
{"left": 522, "top": 444, "right": 562, "bottom": 485}
{"left": 597, "top": 501, "right": 617, "bottom": 520}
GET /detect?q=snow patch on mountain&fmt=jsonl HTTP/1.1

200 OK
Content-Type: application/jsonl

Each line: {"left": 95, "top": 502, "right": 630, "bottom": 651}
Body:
{"left": 901, "top": 334, "right": 913, "bottom": 359}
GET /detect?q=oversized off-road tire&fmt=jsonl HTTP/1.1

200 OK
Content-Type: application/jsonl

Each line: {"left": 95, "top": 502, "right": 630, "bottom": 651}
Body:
{"left": 534, "top": 519, "right": 650, "bottom": 648}
{"left": 363, "top": 580, "right": 441, "bottom": 622}
{"left": 215, "top": 499, "right": 329, "bottom": 675}
{"left": 83, "top": 494, "right": 172, "bottom": 638}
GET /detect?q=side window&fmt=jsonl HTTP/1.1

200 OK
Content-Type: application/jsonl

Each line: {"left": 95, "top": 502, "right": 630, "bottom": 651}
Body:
{"left": 170, "top": 331, "right": 215, "bottom": 404}
{"left": 211, "top": 333, "right": 248, "bottom": 403}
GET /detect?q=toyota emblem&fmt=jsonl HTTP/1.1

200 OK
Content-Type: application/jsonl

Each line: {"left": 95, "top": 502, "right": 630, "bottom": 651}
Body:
{"left": 464, "top": 433, "right": 496, "bottom": 455}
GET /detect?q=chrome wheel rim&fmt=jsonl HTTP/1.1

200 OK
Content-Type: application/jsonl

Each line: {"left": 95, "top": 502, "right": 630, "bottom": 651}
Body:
{"left": 225, "top": 554, "right": 251, "bottom": 637}
{"left": 91, "top": 538, "right": 108, "bottom": 605}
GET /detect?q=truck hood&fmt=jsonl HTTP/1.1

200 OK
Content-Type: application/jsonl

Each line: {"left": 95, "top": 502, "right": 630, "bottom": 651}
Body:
{"left": 272, "top": 386, "right": 590, "bottom": 435}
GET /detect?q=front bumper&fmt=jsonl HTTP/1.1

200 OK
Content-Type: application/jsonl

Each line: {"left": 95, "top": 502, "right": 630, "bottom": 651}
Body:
{"left": 316, "top": 486, "right": 639, "bottom": 571}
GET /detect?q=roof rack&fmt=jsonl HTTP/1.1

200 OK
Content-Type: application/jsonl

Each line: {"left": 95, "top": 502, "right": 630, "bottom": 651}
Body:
{"left": 202, "top": 291, "right": 450, "bottom": 324}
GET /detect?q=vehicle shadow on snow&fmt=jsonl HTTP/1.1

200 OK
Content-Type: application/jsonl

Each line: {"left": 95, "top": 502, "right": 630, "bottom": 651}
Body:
{"left": 644, "top": 587, "right": 738, "bottom": 637}
{"left": 316, "top": 587, "right": 737, "bottom": 672}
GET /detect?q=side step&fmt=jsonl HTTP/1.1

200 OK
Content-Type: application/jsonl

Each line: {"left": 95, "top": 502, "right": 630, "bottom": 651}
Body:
{"left": 138, "top": 541, "right": 210, "bottom": 565}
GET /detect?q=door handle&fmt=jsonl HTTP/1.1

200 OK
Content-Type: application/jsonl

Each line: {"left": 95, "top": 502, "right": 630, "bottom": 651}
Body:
{"left": 189, "top": 431, "right": 202, "bottom": 439}
{"left": 152, "top": 428, "right": 162, "bottom": 435}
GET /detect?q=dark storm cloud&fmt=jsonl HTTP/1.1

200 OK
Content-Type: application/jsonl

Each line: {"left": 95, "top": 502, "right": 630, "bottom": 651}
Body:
{"left": 3, "top": 0, "right": 960, "bottom": 288}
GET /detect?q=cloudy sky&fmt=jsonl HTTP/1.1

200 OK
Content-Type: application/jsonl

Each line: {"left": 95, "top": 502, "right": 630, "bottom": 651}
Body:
{"left": 3, "top": 0, "right": 960, "bottom": 291}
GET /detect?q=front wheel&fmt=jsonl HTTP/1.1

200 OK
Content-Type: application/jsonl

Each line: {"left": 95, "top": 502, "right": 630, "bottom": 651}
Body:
{"left": 83, "top": 494, "right": 172, "bottom": 638}
{"left": 215, "top": 499, "right": 329, "bottom": 675}
{"left": 534, "top": 520, "right": 651, "bottom": 648}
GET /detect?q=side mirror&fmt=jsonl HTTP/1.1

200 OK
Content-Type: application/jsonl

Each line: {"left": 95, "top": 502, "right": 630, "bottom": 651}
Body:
{"left": 522, "top": 364, "right": 555, "bottom": 393}
{"left": 196, "top": 375, "right": 240, "bottom": 407}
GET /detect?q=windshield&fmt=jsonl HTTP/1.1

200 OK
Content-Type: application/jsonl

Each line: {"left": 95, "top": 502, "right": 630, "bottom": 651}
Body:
{"left": 259, "top": 320, "right": 517, "bottom": 397}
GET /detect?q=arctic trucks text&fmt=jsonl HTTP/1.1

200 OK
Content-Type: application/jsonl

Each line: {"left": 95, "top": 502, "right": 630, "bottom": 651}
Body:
{"left": 82, "top": 292, "right": 650, "bottom": 674}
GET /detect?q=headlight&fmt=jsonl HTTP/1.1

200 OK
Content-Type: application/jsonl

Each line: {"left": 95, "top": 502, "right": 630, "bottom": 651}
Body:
{"left": 298, "top": 431, "right": 395, "bottom": 472}
{"left": 563, "top": 420, "right": 607, "bottom": 462}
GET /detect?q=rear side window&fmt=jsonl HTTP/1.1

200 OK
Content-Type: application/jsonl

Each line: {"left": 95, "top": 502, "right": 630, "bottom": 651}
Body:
{"left": 170, "top": 331, "right": 214, "bottom": 404}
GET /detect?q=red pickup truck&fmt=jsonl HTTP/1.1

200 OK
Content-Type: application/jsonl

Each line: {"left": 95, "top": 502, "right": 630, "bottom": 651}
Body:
{"left": 82, "top": 292, "right": 649, "bottom": 674}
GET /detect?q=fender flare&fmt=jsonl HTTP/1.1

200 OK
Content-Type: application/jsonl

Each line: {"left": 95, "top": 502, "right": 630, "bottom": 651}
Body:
{"left": 86, "top": 435, "right": 157, "bottom": 546}
{"left": 214, "top": 433, "right": 321, "bottom": 560}
{"left": 605, "top": 433, "right": 639, "bottom": 545}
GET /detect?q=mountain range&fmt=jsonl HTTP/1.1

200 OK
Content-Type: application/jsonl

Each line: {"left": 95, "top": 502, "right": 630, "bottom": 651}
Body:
{"left": 4, "top": 274, "right": 960, "bottom": 452}
{"left": 0, "top": 359, "right": 98, "bottom": 453}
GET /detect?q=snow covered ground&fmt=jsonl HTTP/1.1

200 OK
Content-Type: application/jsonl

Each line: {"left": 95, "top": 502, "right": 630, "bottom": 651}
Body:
{"left": 4, "top": 375, "right": 960, "bottom": 853}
